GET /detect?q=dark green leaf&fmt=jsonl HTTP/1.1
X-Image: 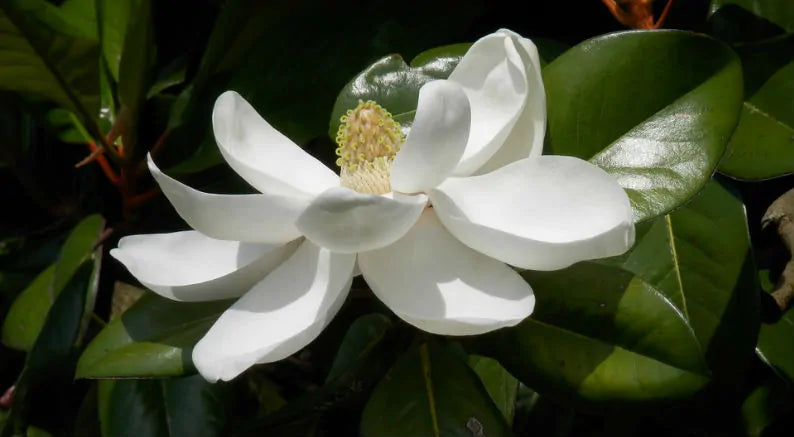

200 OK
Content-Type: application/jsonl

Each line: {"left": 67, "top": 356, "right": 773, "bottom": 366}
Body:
{"left": 1, "top": 261, "right": 98, "bottom": 437}
{"left": 719, "top": 35, "right": 794, "bottom": 180}
{"left": 710, "top": 0, "right": 794, "bottom": 42}
{"left": 328, "top": 36, "right": 568, "bottom": 141}
{"left": 329, "top": 44, "right": 469, "bottom": 140}
{"left": 486, "top": 180, "right": 759, "bottom": 406}
{"left": 544, "top": 30, "right": 743, "bottom": 221}
{"left": 2, "top": 214, "right": 104, "bottom": 350}
{"left": 468, "top": 356, "right": 518, "bottom": 425}
{"left": 76, "top": 293, "right": 232, "bottom": 378}
{"left": 756, "top": 306, "right": 794, "bottom": 383}
{"left": 361, "top": 340, "right": 511, "bottom": 437}
{"left": 97, "top": 375, "right": 227, "bottom": 437}
{"left": 740, "top": 377, "right": 794, "bottom": 437}
{"left": 326, "top": 313, "right": 392, "bottom": 382}
{"left": 534, "top": 37, "right": 569, "bottom": 67}
{"left": 246, "top": 313, "right": 406, "bottom": 434}
{"left": 165, "top": 1, "right": 482, "bottom": 176}
{"left": 97, "top": 0, "right": 133, "bottom": 81}
{"left": 0, "top": 0, "right": 100, "bottom": 129}
{"left": 117, "top": 0, "right": 156, "bottom": 158}
{"left": 146, "top": 57, "right": 187, "bottom": 98}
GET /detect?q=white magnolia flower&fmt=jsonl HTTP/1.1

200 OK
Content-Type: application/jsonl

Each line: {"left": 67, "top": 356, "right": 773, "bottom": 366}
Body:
{"left": 111, "top": 29, "right": 635, "bottom": 382}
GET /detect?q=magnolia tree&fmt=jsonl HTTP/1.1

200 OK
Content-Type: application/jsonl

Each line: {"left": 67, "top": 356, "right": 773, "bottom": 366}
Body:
{"left": 1, "top": 0, "right": 793, "bottom": 436}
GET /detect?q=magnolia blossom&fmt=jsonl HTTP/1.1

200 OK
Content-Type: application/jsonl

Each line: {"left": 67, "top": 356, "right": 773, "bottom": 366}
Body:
{"left": 111, "top": 29, "right": 635, "bottom": 382}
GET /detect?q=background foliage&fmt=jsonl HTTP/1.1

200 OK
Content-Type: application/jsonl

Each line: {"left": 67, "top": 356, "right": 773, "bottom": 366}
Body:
{"left": 2, "top": 0, "right": 794, "bottom": 436}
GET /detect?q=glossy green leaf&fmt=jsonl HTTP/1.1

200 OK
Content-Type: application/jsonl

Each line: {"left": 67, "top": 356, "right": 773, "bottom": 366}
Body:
{"left": 468, "top": 356, "right": 518, "bottom": 425}
{"left": 544, "top": 31, "right": 743, "bottom": 221}
{"left": 76, "top": 293, "right": 232, "bottom": 378}
{"left": 97, "top": 375, "right": 227, "bottom": 437}
{"left": 0, "top": 0, "right": 100, "bottom": 129}
{"left": 756, "top": 306, "right": 794, "bottom": 383}
{"left": 486, "top": 180, "right": 759, "bottom": 406}
{"left": 2, "top": 215, "right": 104, "bottom": 351}
{"left": 328, "top": 44, "right": 469, "bottom": 140}
{"left": 361, "top": 341, "right": 511, "bottom": 437}
{"left": 710, "top": 0, "right": 794, "bottom": 42}
{"left": 328, "top": 37, "right": 567, "bottom": 141}
{"left": 719, "top": 35, "right": 794, "bottom": 180}
{"left": 1, "top": 261, "right": 98, "bottom": 437}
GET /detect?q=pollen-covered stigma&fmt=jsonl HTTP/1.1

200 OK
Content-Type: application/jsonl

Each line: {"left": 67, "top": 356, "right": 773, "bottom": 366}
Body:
{"left": 335, "top": 100, "right": 404, "bottom": 195}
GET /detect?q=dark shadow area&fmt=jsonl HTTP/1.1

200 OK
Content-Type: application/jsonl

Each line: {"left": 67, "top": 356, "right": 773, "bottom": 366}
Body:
{"left": 710, "top": 4, "right": 787, "bottom": 44}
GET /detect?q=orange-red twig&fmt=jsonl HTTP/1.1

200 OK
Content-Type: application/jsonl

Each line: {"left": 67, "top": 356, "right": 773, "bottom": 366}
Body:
{"left": 601, "top": 0, "right": 675, "bottom": 29}
{"left": 79, "top": 141, "right": 120, "bottom": 186}
{"left": 126, "top": 188, "right": 160, "bottom": 209}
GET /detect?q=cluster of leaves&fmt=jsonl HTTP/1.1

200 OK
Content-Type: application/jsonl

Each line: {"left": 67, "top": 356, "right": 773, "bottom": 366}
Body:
{"left": 1, "top": 0, "right": 794, "bottom": 436}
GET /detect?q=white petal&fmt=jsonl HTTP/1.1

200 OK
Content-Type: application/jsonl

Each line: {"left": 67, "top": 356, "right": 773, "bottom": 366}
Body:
{"left": 148, "top": 155, "right": 307, "bottom": 243}
{"left": 475, "top": 30, "right": 546, "bottom": 174}
{"left": 110, "top": 231, "right": 300, "bottom": 301}
{"left": 430, "top": 156, "right": 635, "bottom": 271}
{"left": 296, "top": 187, "right": 427, "bottom": 253}
{"left": 390, "top": 80, "right": 470, "bottom": 193}
{"left": 358, "top": 209, "right": 534, "bottom": 336}
{"left": 192, "top": 240, "right": 356, "bottom": 382}
{"left": 448, "top": 30, "right": 530, "bottom": 176}
{"left": 212, "top": 90, "right": 339, "bottom": 196}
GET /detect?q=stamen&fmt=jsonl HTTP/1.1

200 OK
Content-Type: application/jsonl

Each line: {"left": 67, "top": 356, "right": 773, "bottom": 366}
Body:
{"left": 335, "top": 100, "right": 404, "bottom": 194}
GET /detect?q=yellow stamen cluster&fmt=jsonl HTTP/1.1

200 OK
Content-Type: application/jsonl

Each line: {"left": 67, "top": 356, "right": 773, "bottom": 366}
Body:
{"left": 335, "top": 100, "right": 404, "bottom": 194}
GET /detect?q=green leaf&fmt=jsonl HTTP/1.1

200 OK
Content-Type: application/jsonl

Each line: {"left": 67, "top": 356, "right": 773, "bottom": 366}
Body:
{"left": 2, "top": 214, "right": 104, "bottom": 351}
{"left": 1, "top": 260, "right": 99, "bottom": 437}
{"left": 544, "top": 30, "right": 743, "bottom": 221}
{"left": 710, "top": 0, "right": 794, "bottom": 42}
{"left": 361, "top": 340, "right": 511, "bottom": 437}
{"left": 326, "top": 313, "right": 392, "bottom": 382}
{"left": 146, "top": 57, "right": 187, "bottom": 98}
{"left": 485, "top": 179, "right": 759, "bottom": 406}
{"left": 740, "top": 377, "right": 794, "bottom": 437}
{"left": 718, "top": 35, "right": 794, "bottom": 180}
{"left": 97, "top": 375, "right": 227, "bottom": 437}
{"left": 468, "top": 356, "right": 518, "bottom": 426}
{"left": 328, "top": 37, "right": 568, "bottom": 140}
{"left": 116, "top": 0, "right": 156, "bottom": 158}
{"left": 756, "top": 306, "right": 794, "bottom": 383}
{"left": 0, "top": 0, "right": 100, "bottom": 129}
{"left": 164, "top": 1, "right": 482, "bottom": 175}
{"left": 97, "top": 0, "right": 133, "bottom": 81}
{"left": 76, "top": 293, "right": 232, "bottom": 378}
{"left": 328, "top": 44, "right": 470, "bottom": 140}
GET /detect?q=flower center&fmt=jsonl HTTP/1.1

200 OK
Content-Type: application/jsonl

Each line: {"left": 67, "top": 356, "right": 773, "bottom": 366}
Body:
{"left": 335, "top": 100, "right": 404, "bottom": 194}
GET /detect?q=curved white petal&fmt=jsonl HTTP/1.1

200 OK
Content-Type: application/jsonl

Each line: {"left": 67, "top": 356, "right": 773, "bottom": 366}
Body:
{"left": 358, "top": 209, "right": 534, "bottom": 336}
{"left": 192, "top": 240, "right": 356, "bottom": 382}
{"left": 148, "top": 155, "right": 308, "bottom": 243}
{"left": 430, "top": 156, "right": 635, "bottom": 271}
{"left": 475, "top": 30, "right": 546, "bottom": 174}
{"left": 390, "top": 80, "right": 470, "bottom": 193}
{"left": 296, "top": 187, "right": 427, "bottom": 253}
{"left": 110, "top": 231, "right": 300, "bottom": 301}
{"left": 212, "top": 90, "right": 339, "bottom": 196}
{"left": 449, "top": 30, "right": 530, "bottom": 176}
